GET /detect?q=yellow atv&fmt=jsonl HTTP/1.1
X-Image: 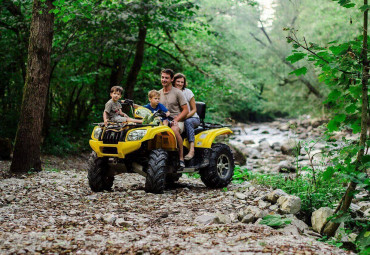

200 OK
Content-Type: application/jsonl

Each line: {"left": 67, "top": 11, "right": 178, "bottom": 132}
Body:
{"left": 88, "top": 100, "right": 234, "bottom": 193}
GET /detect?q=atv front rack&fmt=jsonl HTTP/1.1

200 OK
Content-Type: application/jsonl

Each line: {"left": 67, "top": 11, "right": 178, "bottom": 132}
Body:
{"left": 92, "top": 122, "right": 159, "bottom": 128}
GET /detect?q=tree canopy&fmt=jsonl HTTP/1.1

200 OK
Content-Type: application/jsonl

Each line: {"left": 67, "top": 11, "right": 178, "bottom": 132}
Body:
{"left": 0, "top": 0, "right": 367, "bottom": 154}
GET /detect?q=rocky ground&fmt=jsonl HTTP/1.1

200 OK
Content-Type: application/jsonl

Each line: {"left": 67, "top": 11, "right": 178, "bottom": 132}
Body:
{"left": 0, "top": 159, "right": 352, "bottom": 254}
{"left": 0, "top": 117, "right": 367, "bottom": 254}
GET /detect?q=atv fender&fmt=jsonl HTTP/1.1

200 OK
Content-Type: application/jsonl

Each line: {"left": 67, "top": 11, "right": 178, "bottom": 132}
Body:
{"left": 184, "top": 127, "right": 232, "bottom": 149}
{"left": 139, "top": 126, "right": 178, "bottom": 151}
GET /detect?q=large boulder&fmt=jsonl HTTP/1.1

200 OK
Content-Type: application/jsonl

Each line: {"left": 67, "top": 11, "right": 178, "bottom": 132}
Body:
{"left": 228, "top": 144, "right": 247, "bottom": 165}
{"left": 235, "top": 192, "right": 246, "bottom": 200}
{"left": 265, "top": 189, "right": 287, "bottom": 204}
{"left": 364, "top": 208, "right": 370, "bottom": 218}
{"left": 311, "top": 118, "right": 326, "bottom": 128}
{"left": 277, "top": 195, "right": 301, "bottom": 214}
{"left": 240, "top": 214, "right": 255, "bottom": 224}
{"left": 300, "top": 119, "right": 311, "bottom": 128}
{"left": 215, "top": 213, "right": 231, "bottom": 224}
{"left": 358, "top": 201, "right": 370, "bottom": 212}
{"left": 277, "top": 161, "right": 296, "bottom": 173}
{"left": 243, "top": 147, "right": 261, "bottom": 159}
{"left": 195, "top": 214, "right": 219, "bottom": 225}
{"left": 289, "top": 215, "right": 309, "bottom": 234}
{"left": 242, "top": 140, "right": 255, "bottom": 145}
{"left": 238, "top": 206, "right": 268, "bottom": 223}
{"left": 271, "top": 142, "right": 281, "bottom": 151}
{"left": 311, "top": 207, "right": 333, "bottom": 233}
{"left": 258, "top": 200, "right": 270, "bottom": 209}
{"left": 258, "top": 141, "right": 271, "bottom": 151}
{"left": 279, "top": 124, "right": 290, "bottom": 131}
{"left": 280, "top": 139, "right": 299, "bottom": 156}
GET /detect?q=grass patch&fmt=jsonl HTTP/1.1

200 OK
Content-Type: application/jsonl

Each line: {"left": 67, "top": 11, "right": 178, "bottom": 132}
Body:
{"left": 232, "top": 165, "right": 347, "bottom": 215}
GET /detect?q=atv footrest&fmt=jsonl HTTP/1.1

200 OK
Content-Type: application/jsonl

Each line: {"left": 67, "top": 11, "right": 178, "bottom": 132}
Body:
{"left": 177, "top": 167, "right": 196, "bottom": 173}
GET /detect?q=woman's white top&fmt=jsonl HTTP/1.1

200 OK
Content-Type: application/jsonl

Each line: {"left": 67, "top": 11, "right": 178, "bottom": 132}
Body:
{"left": 183, "top": 88, "right": 199, "bottom": 119}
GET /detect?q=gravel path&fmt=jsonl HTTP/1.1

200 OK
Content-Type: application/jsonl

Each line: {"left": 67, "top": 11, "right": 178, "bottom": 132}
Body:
{"left": 0, "top": 161, "right": 351, "bottom": 254}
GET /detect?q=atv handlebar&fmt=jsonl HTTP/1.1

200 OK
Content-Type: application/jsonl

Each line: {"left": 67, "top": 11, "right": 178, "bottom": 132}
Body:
{"left": 152, "top": 110, "right": 174, "bottom": 121}
{"left": 121, "top": 99, "right": 134, "bottom": 106}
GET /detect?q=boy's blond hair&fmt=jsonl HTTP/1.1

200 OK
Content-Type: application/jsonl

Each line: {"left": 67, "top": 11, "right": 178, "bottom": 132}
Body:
{"left": 148, "top": 90, "right": 160, "bottom": 99}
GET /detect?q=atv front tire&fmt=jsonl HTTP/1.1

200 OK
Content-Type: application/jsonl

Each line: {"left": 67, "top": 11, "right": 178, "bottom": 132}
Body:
{"left": 88, "top": 152, "right": 114, "bottom": 192}
{"left": 200, "top": 143, "right": 234, "bottom": 188}
{"left": 145, "top": 149, "right": 168, "bottom": 194}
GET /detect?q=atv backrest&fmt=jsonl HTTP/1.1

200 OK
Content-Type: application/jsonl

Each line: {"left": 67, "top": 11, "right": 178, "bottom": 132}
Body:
{"left": 196, "top": 102, "right": 206, "bottom": 121}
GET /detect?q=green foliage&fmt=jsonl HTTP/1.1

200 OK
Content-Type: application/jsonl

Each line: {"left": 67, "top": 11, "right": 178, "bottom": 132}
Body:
{"left": 45, "top": 168, "right": 61, "bottom": 173}
{"left": 289, "top": 66, "right": 307, "bottom": 76}
{"left": 284, "top": 1, "right": 369, "bottom": 253}
{"left": 317, "top": 235, "right": 344, "bottom": 249}
{"left": 286, "top": 53, "right": 307, "bottom": 64}
{"left": 356, "top": 229, "right": 370, "bottom": 253}
{"left": 185, "top": 172, "right": 200, "bottom": 179}
{"left": 233, "top": 166, "right": 346, "bottom": 214}
{"left": 42, "top": 125, "right": 90, "bottom": 156}
{"left": 259, "top": 215, "right": 292, "bottom": 228}
{"left": 0, "top": 0, "right": 368, "bottom": 157}
{"left": 333, "top": 0, "right": 356, "bottom": 8}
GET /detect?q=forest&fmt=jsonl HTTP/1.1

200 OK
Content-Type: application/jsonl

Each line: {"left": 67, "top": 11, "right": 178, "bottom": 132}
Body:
{"left": 0, "top": 0, "right": 369, "bottom": 254}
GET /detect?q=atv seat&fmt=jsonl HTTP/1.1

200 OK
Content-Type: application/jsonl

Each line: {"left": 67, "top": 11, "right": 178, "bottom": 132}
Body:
{"left": 196, "top": 101, "right": 206, "bottom": 125}
{"left": 194, "top": 102, "right": 206, "bottom": 135}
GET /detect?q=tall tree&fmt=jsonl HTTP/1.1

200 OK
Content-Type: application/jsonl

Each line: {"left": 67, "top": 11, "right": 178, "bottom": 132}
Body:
{"left": 125, "top": 25, "right": 147, "bottom": 99}
{"left": 10, "top": 0, "right": 55, "bottom": 173}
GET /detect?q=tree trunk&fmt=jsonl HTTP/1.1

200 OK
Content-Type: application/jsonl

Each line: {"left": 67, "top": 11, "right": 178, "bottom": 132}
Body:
{"left": 124, "top": 25, "right": 147, "bottom": 99}
{"left": 109, "top": 58, "right": 124, "bottom": 87}
{"left": 322, "top": 0, "right": 369, "bottom": 237}
{"left": 10, "top": 0, "right": 55, "bottom": 173}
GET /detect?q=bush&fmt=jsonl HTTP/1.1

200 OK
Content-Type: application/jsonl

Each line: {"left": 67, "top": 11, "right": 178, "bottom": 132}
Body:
{"left": 232, "top": 166, "right": 347, "bottom": 215}
{"left": 42, "top": 125, "right": 90, "bottom": 156}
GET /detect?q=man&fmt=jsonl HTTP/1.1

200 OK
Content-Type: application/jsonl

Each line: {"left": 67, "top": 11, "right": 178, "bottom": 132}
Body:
{"left": 159, "top": 69, "right": 188, "bottom": 168}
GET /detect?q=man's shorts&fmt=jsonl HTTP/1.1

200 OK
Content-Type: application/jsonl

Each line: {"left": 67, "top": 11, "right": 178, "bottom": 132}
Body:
{"left": 178, "top": 121, "right": 185, "bottom": 134}
{"left": 112, "top": 115, "right": 127, "bottom": 123}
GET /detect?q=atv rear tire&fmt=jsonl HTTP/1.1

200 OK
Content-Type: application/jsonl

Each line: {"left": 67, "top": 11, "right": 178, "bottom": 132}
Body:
{"left": 200, "top": 143, "right": 234, "bottom": 188}
{"left": 145, "top": 149, "right": 168, "bottom": 194}
{"left": 88, "top": 152, "right": 114, "bottom": 192}
{"left": 166, "top": 173, "right": 182, "bottom": 184}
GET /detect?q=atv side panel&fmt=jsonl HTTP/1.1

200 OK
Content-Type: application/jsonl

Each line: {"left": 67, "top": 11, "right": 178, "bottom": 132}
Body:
{"left": 183, "top": 127, "right": 233, "bottom": 149}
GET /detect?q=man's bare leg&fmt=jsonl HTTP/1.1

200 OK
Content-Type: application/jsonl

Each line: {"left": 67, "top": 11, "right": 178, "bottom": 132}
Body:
{"left": 171, "top": 126, "right": 184, "bottom": 161}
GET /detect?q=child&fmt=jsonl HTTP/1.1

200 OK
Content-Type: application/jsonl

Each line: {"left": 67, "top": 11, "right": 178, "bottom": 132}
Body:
{"left": 144, "top": 90, "right": 170, "bottom": 125}
{"left": 103, "top": 86, "right": 142, "bottom": 126}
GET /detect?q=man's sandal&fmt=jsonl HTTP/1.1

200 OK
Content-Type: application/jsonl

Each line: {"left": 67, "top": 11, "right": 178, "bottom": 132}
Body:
{"left": 179, "top": 160, "right": 185, "bottom": 168}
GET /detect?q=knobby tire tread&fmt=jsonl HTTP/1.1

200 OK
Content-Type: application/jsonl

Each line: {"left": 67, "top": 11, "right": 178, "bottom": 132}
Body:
{"left": 145, "top": 149, "right": 168, "bottom": 194}
{"left": 87, "top": 152, "right": 114, "bottom": 192}
{"left": 200, "top": 143, "right": 235, "bottom": 188}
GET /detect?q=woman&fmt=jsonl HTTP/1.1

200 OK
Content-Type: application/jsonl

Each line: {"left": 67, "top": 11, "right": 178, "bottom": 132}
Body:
{"left": 173, "top": 73, "right": 200, "bottom": 160}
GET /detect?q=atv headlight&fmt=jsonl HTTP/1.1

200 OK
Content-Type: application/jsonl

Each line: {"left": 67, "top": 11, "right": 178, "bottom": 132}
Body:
{"left": 93, "top": 127, "right": 102, "bottom": 139}
{"left": 126, "top": 129, "right": 147, "bottom": 141}
{"left": 135, "top": 107, "right": 152, "bottom": 119}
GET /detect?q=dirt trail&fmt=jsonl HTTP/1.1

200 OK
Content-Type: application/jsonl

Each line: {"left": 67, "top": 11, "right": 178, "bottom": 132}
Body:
{"left": 0, "top": 157, "right": 351, "bottom": 254}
